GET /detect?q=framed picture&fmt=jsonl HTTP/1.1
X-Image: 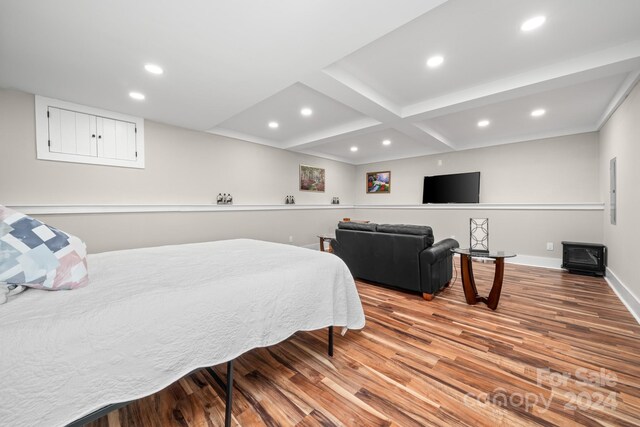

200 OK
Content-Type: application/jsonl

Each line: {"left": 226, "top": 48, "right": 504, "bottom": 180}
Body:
{"left": 299, "top": 164, "right": 325, "bottom": 192}
{"left": 366, "top": 171, "right": 391, "bottom": 193}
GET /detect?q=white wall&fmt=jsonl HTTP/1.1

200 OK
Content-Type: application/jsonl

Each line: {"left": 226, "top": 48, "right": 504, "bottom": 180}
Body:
{"left": 0, "top": 88, "right": 605, "bottom": 262}
{"left": 0, "top": 89, "right": 354, "bottom": 206}
{"left": 0, "top": 89, "right": 354, "bottom": 252}
{"left": 355, "top": 133, "right": 600, "bottom": 204}
{"left": 599, "top": 81, "right": 640, "bottom": 318}
{"left": 352, "top": 134, "right": 603, "bottom": 259}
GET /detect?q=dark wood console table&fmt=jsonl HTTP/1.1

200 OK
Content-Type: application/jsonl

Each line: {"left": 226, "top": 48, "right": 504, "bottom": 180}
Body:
{"left": 452, "top": 248, "right": 516, "bottom": 310}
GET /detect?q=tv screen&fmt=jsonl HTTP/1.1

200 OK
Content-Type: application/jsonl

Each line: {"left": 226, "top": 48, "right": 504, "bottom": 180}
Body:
{"left": 422, "top": 172, "right": 480, "bottom": 204}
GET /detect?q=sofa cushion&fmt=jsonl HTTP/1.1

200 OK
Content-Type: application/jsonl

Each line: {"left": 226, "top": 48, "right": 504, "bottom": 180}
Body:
{"left": 377, "top": 224, "right": 434, "bottom": 246}
{"left": 338, "top": 221, "right": 377, "bottom": 232}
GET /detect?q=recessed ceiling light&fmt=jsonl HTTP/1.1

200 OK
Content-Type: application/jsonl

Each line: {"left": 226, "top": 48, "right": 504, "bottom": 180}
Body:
{"left": 300, "top": 107, "right": 313, "bottom": 116}
{"left": 521, "top": 16, "right": 546, "bottom": 32}
{"left": 144, "top": 64, "right": 163, "bottom": 75}
{"left": 382, "top": 139, "right": 391, "bottom": 146}
{"left": 531, "top": 108, "right": 546, "bottom": 117}
{"left": 268, "top": 121, "right": 279, "bottom": 129}
{"left": 477, "top": 119, "right": 490, "bottom": 127}
{"left": 426, "top": 55, "right": 444, "bottom": 68}
{"left": 350, "top": 146, "right": 358, "bottom": 152}
{"left": 129, "top": 92, "right": 145, "bottom": 100}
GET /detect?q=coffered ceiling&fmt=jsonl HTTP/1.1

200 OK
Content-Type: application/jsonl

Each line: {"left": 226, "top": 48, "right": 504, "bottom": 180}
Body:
{"left": 2, "top": 0, "right": 640, "bottom": 165}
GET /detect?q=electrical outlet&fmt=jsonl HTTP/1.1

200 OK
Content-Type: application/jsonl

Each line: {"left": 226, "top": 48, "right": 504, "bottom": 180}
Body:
{"left": 546, "top": 242, "right": 554, "bottom": 251}
{"left": 289, "top": 235, "right": 293, "bottom": 243}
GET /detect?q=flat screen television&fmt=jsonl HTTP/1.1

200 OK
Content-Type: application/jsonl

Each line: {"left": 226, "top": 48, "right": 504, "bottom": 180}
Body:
{"left": 422, "top": 172, "right": 480, "bottom": 204}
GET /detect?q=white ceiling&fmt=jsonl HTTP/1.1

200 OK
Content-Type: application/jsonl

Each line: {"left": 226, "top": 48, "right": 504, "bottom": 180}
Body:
{"left": 213, "top": 83, "right": 374, "bottom": 147}
{"left": 336, "top": 0, "right": 640, "bottom": 107}
{"left": 419, "top": 73, "right": 630, "bottom": 150}
{"left": 0, "top": 0, "right": 444, "bottom": 129}
{"left": 2, "top": 0, "right": 640, "bottom": 165}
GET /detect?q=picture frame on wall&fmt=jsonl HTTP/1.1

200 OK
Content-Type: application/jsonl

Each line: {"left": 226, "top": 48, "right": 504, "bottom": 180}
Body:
{"left": 299, "top": 164, "right": 325, "bottom": 192}
{"left": 366, "top": 171, "right": 391, "bottom": 194}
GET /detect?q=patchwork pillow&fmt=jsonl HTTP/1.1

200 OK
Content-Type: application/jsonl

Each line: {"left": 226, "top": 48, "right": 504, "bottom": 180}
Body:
{"left": 0, "top": 205, "right": 89, "bottom": 290}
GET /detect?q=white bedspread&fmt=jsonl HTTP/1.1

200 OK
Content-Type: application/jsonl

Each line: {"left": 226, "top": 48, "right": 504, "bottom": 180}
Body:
{"left": 0, "top": 239, "right": 365, "bottom": 427}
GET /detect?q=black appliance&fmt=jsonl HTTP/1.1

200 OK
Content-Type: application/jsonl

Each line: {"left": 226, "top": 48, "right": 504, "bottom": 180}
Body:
{"left": 561, "top": 241, "right": 606, "bottom": 276}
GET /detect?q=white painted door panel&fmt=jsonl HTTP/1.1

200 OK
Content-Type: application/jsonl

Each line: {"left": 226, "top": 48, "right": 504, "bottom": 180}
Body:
{"left": 74, "top": 112, "right": 96, "bottom": 156}
{"left": 47, "top": 107, "right": 63, "bottom": 153}
{"left": 47, "top": 107, "right": 98, "bottom": 157}
{"left": 114, "top": 120, "right": 137, "bottom": 160}
{"left": 97, "top": 117, "right": 117, "bottom": 159}
{"left": 126, "top": 123, "right": 136, "bottom": 160}
{"left": 48, "top": 107, "right": 77, "bottom": 154}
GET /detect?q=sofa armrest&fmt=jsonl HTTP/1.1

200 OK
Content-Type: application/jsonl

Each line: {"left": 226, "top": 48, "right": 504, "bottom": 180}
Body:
{"left": 329, "top": 238, "right": 341, "bottom": 255}
{"left": 419, "top": 238, "right": 459, "bottom": 295}
{"left": 421, "top": 238, "right": 459, "bottom": 264}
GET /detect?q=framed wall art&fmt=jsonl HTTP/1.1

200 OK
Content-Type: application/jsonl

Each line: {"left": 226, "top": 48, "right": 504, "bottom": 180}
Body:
{"left": 366, "top": 171, "right": 390, "bottom": 194}
{"left": 299, "top": 164, "right": 325, "bottom": 192}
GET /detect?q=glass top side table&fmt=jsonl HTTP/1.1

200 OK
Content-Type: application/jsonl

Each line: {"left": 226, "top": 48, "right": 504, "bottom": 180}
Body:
{"left": 451, "top": 248, "right": 516, "bottom": 310}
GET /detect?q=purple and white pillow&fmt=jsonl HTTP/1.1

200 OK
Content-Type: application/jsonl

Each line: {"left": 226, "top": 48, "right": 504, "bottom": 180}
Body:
{"left": 0, "top": 205, "right": 89, "bottom": 295}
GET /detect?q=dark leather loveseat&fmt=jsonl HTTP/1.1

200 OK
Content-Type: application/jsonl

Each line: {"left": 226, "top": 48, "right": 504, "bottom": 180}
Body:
{"left": 331, "top": 222, "right": 459, "bottom": 300}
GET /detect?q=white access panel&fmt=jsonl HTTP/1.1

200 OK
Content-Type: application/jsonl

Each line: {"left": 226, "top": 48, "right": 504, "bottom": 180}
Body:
{"left": 97, "top": 117, "right": 137, "bottom": 161}
{"left": 48, "top": 107, "right": 97, "bottom": 157}
{"left": 35, "top": 96, "right": 144, "bottom": 168}
{"left": 116, "top": 120, "right": 137, "bottom": 160}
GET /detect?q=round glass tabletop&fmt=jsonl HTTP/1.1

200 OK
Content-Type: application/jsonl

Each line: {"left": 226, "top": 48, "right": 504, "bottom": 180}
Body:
{"left": 452, "top": 248, "right": 517, "bottom": 258}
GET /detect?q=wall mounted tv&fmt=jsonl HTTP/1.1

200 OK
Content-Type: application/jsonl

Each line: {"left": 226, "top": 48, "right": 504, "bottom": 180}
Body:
{"left": 422, "top": 172, "right": 480, "bottom": 204}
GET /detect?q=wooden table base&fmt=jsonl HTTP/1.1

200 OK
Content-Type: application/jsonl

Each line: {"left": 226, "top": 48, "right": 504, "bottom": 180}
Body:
{"left": 459, "top": 254, "right": 505, "bottom": 310}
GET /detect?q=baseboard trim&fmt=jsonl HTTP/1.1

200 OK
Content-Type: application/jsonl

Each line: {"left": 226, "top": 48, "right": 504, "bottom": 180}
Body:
{"left": 605, "top": 268, "right": 640, "bottom": 325}
{"left": 506, "top": 255, "right": 562, "bottom": 269}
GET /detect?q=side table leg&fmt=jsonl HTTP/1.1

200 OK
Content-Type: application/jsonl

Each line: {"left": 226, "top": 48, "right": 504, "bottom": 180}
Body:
{"left": 460, "top": 254, "right": 479, "bottom": 305}
{"left": 487, "top": 258, "right": 505, "bottom": 310}
{"left": 319, "top": 237, "right": 325, "bottom": 252}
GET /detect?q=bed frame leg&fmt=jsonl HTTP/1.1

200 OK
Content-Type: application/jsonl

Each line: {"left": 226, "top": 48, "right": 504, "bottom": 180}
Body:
{"left": 206, "top": 361, "right": 234, "bottom": 427}
{"left": 328, "top": 326, "right": 334, "bottom": 357}
{"left": 225, "top": 360, "right": 233, "bottom": 427}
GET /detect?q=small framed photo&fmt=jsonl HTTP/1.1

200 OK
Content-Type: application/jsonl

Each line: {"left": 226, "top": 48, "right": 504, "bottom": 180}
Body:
{"left": 299, "top": 164, "right": 325, "bottom": 192}
{"left": 366, "top": 171, "right": 391, "bottom": 194}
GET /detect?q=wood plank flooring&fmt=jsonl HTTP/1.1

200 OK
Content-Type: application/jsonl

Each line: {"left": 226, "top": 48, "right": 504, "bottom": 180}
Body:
{"left": 87, "top": 261, "right": 640, "bottom": 426}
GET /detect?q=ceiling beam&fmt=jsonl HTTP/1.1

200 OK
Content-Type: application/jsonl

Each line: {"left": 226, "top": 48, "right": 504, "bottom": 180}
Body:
{"left": 298, "top": 68, "right": 454, "bottom": 152}
{"left": 596, "top": 69, "right": 640, "bottom": 129}
{"left": 403, "top": 41, "right": 640, "bottom": 121}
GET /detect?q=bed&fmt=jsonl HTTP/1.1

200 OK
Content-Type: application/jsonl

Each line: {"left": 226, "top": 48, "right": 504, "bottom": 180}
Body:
{"left": 0, "top": 239, "right": 366, "bottom": 427}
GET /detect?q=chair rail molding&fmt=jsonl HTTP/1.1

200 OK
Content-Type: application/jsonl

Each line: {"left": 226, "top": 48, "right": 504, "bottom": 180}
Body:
{"left": 8, "top": 202, "right": 603, "bottom": 215}
{"left": 355, "top": 203, "right": 604, "bottom": 211}
{"left": 9, "top": 204, "right": 355, "bottom": 215}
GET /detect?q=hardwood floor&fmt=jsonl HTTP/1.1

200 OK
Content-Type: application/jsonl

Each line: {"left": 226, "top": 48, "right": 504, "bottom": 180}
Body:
{"left": 87, "top": 261, "right": 640, "bottom": 426}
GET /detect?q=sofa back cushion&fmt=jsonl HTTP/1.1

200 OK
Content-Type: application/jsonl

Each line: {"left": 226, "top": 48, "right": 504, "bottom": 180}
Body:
{"left": 337, "top": 221, "right": 377, "bottom": 232}
{"left": 377, "top": 224, "right": 434, "bottom": 246}
{"left": 335, "top": 228, "right": 428, "bottom": 292}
